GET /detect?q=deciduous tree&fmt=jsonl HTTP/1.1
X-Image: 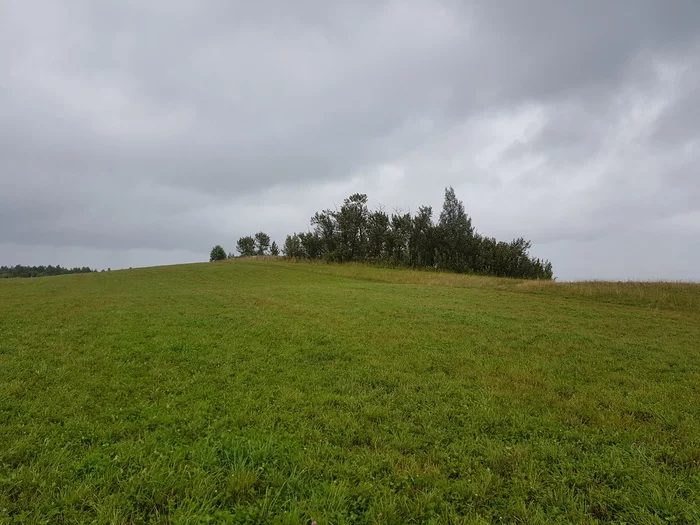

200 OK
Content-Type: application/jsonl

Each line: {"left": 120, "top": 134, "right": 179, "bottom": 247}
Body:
{"left": 236, "top": 236, "right": 256, "bottom": 257}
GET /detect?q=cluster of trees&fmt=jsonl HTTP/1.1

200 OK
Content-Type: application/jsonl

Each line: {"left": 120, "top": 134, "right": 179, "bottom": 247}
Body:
{"left": 0, "top": 265, "right": 94, "bottom": 279}
{"left": 210, "top": 232, "right": 279, "bottom": 261}
{"left": 236, "top": 232, "right": 279, "bottom": 257}
{"left": 209, "top": 187, "right": 553, "bottom": 280}
{"left": 282, "top": 188, "right": 553, "bottom": 279}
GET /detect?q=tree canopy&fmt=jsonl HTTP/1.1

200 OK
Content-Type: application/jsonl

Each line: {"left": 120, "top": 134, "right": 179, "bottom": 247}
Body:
{"left": 254, "top": 232, "right": 271, "bottom": 256}
{"left": 0, "top": 265, "right": 94, "bottom": 279}
{"left": 283, "top": 187, "right": 553, "bottom": 279}
{"left": 209, "top": 245, "right": 227, "bottom": 262}
{"left": 236, "top": 236, "right": 256, "bottom": 257}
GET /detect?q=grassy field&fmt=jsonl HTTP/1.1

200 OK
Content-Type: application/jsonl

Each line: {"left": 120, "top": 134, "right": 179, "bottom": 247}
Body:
{"left": 1, "top": 260, "right": 699, "bottom": 524}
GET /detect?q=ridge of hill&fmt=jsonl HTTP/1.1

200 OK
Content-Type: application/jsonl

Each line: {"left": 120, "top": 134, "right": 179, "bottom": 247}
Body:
{"left": 1, "top": 260, "right": 699, "bottom": 523}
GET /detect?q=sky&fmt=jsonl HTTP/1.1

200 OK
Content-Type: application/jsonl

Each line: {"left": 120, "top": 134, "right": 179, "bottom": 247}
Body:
{"left": 1, "top": 1, "right": 699, "bottom": 281}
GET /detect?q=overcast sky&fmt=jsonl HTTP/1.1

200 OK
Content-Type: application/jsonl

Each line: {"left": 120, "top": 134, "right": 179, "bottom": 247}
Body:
{"left": 1, "top": 1, "right": 699, "bottom": 280}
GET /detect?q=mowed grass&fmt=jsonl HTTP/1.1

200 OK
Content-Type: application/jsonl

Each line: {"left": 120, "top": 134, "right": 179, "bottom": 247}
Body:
{"left": 1, "top": 261, "right": 699, "bottom": 524}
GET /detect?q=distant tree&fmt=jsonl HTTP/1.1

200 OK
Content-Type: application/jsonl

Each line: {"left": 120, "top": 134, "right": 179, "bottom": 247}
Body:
{"left": 410, "top": 205, "right": 436, "bottom": 267}
{"left": 336, "top": 193, "right": 369, "bottom": 261}
{"left": 254, "top": 232, "right": 271, "bottom": 256}
{"left": 298, "top": 232, "right": 322, "bottom": 259}
{"left": 236, "top": 236, "right": 256, "bottom": 257}
{"left": 0, "top": 264, "right": 94, "bottom": 279}
{"left": 366, "top": 208, "right": 390, "bottom": 259}
{"left": 311, "top": 210, "right": 338, "bottom": 259}
{"left": 283, "top": 234, "right": 304, "bottom": 258}
{"left": 389, "top": 211, "right": 412, "bottom": 265}
{"left": 210, "top": 245, "right": 227, "bottom": 262}
{"left": 227, "top": 252, "right": 235, "bottom": 259}
{"left": 438, "top": 186, "right": 474, "bottom": 272}
{"left": 270, "top": 241, "right": 279, "bottom": 256}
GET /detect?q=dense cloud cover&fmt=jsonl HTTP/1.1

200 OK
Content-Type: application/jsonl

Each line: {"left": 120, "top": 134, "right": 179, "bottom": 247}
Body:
{"left": 2, "top": 1, "right": 699, "bottom": 279}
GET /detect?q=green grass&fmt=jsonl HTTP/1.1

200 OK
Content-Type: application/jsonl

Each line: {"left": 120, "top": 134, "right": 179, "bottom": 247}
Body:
{"left": 1, "top": 260, "right": 699, "bottom": 524}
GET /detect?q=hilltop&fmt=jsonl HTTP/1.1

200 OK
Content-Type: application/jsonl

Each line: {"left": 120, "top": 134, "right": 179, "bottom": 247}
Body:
{"left": 1, "top": 260, "right": 699, "bottom": 523}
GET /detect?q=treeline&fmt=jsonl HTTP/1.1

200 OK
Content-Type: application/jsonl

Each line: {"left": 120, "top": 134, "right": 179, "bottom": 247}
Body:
{"left": 0, "top": 265, "right": 94, "bottom": 279}
{"left": 209, "top": 187, "right": 553, "bottom": 280}
{"left": 282, "top": 187, "right": 553, "bottom": 279}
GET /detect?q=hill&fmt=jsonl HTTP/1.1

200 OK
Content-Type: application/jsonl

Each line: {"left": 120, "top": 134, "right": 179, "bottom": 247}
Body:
{"left": 1, "top": 260, "right": 699, "bottom": 524}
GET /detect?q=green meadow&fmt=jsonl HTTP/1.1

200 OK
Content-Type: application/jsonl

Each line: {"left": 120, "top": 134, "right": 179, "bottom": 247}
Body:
{"left": 1, "top": 260, "right": 699, "bottom": 524}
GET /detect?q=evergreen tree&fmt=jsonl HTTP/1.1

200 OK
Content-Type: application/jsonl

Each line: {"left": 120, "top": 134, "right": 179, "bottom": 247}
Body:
{"left": 254, "top": 232, "right": 271, "bottom": 255}
{"left": 210, "top": 245, "right": 227, "bottom": 262}
{"left": 438, "top": 186, "right": 474, "bottom": 272}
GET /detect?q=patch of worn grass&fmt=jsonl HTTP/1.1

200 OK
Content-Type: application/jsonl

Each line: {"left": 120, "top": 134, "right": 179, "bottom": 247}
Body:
{"left": 1, "top": 259, "right": 699, "bottom": 524}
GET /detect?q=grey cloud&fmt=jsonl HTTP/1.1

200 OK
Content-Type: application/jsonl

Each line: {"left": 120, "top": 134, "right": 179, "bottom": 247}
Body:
{"left": 651, "top": 51, "right": 700, "bottom": 147}
{"left": 1, "top": 1, "right": 699, "bottom": 280}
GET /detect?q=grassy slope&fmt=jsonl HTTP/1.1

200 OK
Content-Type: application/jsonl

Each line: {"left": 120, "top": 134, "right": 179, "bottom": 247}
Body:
{"left": 1, "top": 260, "right": 699, "bottom": 524}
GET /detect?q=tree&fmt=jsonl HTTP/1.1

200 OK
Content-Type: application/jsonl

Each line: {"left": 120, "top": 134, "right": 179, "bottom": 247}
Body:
{"left": 210, "top": 245, "right": 227, "bottom": 262}
{"left": 298, "top": 232, "right": 323, "bottom": 259}
{"left": 311, "top": 210, "right": 338, "bottom": 259}
{"left": 283, "top": 234, "right": 303, "bottom": 258}
{"left": 366, "top": 208, "right": 390, "bottom": 259}
{"left": 254, "top": 232, "right": 271, "bottom": 256}
{"left": 336, "top": 193, "right": 369, "bottom": 260}
{"left": 236, "top": 236, "right": 256, "bottom": 257}
{"left": 270, "top": 241, "right": 279, "bottom": 256}
{"left": 410, "top": 205, "right": 436, "bottom": 267}
{"left": 438, "top": 186, "right": 474, "bottom": 272}
{"left": 389, "top": 211, "right": 412, "bottom": 265}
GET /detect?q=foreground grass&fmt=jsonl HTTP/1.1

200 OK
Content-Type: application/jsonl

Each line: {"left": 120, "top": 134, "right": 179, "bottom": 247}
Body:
{"left": 1, "top": 260, "right": 699, "bottom": 524}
